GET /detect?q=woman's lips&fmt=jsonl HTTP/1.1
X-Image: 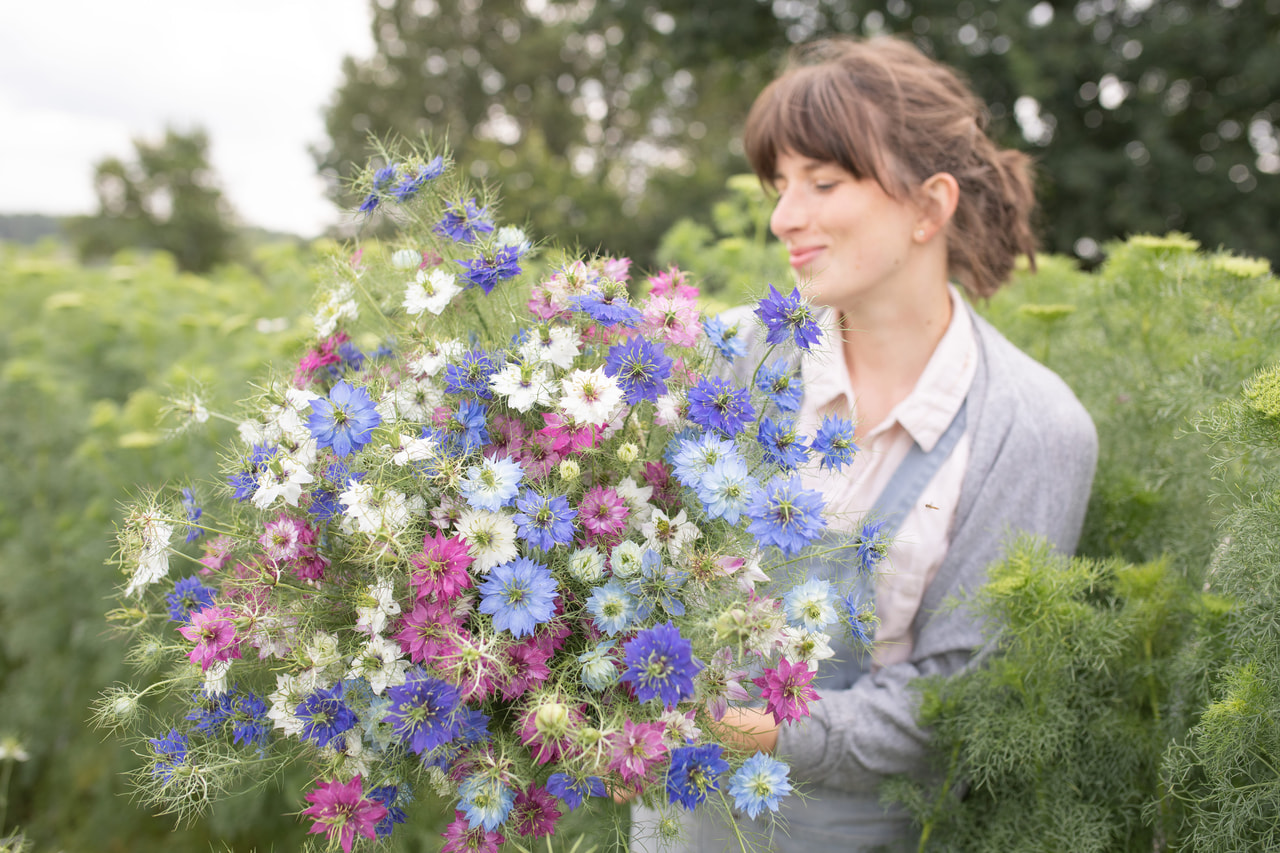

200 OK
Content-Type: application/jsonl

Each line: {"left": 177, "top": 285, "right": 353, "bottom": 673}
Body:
{"left": 788, "top": 246, "right": 823, "bottom": 269}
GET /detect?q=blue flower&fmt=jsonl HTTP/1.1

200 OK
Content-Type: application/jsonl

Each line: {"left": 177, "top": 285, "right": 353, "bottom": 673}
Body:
{"left": 434, "top": 198, "right": 495, "bottom": 244}
{"left": 586, "top": 580, "right": 636, "bottom": 636}
{"left": 854, "top": 517, "right": 890, "bottom": 575}
{"left": 458, "top": 774, "right": 514, "bottom": 831}
{"left": 783, "top": 579, "right": 838, "bottom": 631}
{"left": 757, "top": 417, "right": 811, "bottom": 470}
{"left": 384, "top": 668, "right": 462, "bottom": 755}
{"left": 686, "top": 376, "right": 757, "bottom": 438}
{"left": 603, "top": 336, "right": 673, "bottom": 404}
{"left": 369, "top": 785, "right": 409, "bottom": 838}
{"left": 450, "top": 398, "right": 491, "bottom": 453}
{"left": 149, "top": 729, "right": 188, "bottom": 782}
{"left": 512, "top": 489, "right": 577, "bottom": 551}
{"left": 547, "top": 773, "right": 606, "bottom": 811}
{"left": 666, "top": 744, "right": 729, "bottom": 810}
{"left": 181, "top": 487, "right": 203, "bottom": 542}
{"left": 671, "top": 433, "right": 739, "bottom": 488}
{"left": 227, "top": 690, "right": 270, "bottom": 748}
{"left": 703, "top": 313, "right": 750, "bottom": 361}
{"left": 728, "top": 753, "right": 793, "bottom": 819}
{"left": 695, "top": 455, "right": 760, "bottom": 526}
{"left": 460, "top": 454, "right": 524, "bottom": 512}
{"left": 574, "top": 290, "right": 643, "bottom": 328}
{"left": 444, "top": 350, "right": 499, "bottom": 399}
{"left": 755, "top": 360, "right": 803, "bottom": 413}
{"left": 756, "top": 284, "right": 823, "bottom": 350}
{"left": 307, "top": 381, "right": 382, "bottom": 458}
{"left": 186, "top": 689, "right": 233, "bottom": 735}
{"left": 621, "top": 621, "right": 702, "bottom": 706}
{"left": 478, "top": 557, "right": 559, "bottom": 637}
{"left": 638, "top": 550, "right": 687, "bottom": 618}
{"left": 391, "top": 156, "right": 445, "bottom": 201}
{"left": 458, "top": 245, "right": 522, "bottom": 294}
{"left": 229, "top": 444, "right": 276, "bottom": 501}
{"left": 167, "top": 576, "right": 216, "bottom": 623}
{"left": 812, "top": 414, "right": 858, "bottom": 471}
{"left": 745, "top": 475, "right": 827, "bottom": 556}
{"left": 372, "top": 164, "right": 398, "bottom": 188}
{"left": 308, "top": 462, "right": 359, "bottom": 522}
{"left": 336, "top": 340, "right": 366, "bottom": 376}
{"left": 295, "top": 682, "right": 358, "bottom": 749}
{"left": 842, "top": 589, "right": 877, "bottom": 648}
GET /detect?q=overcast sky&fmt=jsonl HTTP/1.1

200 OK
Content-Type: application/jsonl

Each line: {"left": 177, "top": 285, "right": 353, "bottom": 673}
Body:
{"left": 0, "top": 0, "right": 374, "bottom": 237}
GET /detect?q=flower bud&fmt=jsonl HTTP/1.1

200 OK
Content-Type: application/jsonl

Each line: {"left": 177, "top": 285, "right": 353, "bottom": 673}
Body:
{"left": 558, "top": 459, "right": 581, "bottom": 483}
{"left": 534, "top": 701, "right": 570, "bottom": 737}
{"left": 617, "top": 442, "right": 640, "bottom": 464}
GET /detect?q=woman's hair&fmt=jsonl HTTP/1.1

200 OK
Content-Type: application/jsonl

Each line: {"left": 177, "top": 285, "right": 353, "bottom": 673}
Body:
{"left": 743, "top": 36, "right": 1036, "bottom": 298}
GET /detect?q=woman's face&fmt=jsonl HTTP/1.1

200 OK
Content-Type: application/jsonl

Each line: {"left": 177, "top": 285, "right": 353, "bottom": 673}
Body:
{"left": 768, "top": 150, "right": 923, "bottom": 314}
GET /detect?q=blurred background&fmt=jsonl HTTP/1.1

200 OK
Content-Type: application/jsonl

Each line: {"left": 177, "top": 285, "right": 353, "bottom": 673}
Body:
{"left": 3, "top": 1, "right": 1280, "bottom": 851}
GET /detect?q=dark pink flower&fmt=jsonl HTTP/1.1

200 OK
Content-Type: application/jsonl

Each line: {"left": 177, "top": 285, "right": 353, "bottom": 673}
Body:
{"left": 753, "top": 658, "right": 819, "bottom": 724}
{"left": 176, "top": 605, "right": 241, "bottom": 670}
{"left": 394, "top": 599, "right": 463, "bottom": 663}
{"left": 484, "top": 414, "right": 527, "bottom": 460}
{"left": 410, "top": 532, "right": 474, "bottom": 601}
{"left": 646, "top": 266, "right": 698, "bottom": 299}
{"left": 302, "top": 776, "right": 387, "bottom": 853}
{"left": 294, "top": 332, "right": 350, "bottom": 387}
{"left": 511, "top": 784, "right": 562, "bottom": 838}
{"left": 498, "top": 639, "right": 551, "bottom": 701}
{"left": 442, "top": 809, "right": 504, "bottom": 853}
{"left": 608, "top": 720, "right": 667, "bottom": 783}
{"left": 578, "top": 486, "right": 629, "bottom": 545}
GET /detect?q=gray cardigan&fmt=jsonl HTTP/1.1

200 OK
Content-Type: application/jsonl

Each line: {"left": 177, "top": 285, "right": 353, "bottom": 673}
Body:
{"left": 632, "top": 305, "right": 1098, "bottom": 851}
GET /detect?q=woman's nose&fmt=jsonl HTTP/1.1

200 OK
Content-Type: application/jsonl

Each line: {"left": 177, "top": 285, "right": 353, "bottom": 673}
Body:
{"left": 769, "top": 188, "right": 806, "bottom": 239}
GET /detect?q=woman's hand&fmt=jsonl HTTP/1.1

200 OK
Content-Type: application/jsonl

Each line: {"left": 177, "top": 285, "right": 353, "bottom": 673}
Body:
{"left": 717, "top": 707, "right": 779, "bottom": 754}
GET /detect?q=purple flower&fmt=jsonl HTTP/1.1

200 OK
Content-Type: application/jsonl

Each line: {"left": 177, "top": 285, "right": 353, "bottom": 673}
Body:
{"left": 229, "top": 444, "right": 276, "bottom": 501}
{"left": 812, "top": 414, "right": 858, "bottom": 472}
{"left": 181, "top": 487, "right": 203, "bottom": 542}
{"left": 621, "top": 621, "right": 702, "bottom": 706}
{"left": 842, "top": 589, "right": 877, "bottom": 648}
{"left": 391, "top": 156, "right": 444, "bottom": 201}
{"left": 307, "top": 381, "right": 382, "bottom": 457}
{"left": 435, "top": 198, "right": 495, "bottom": 244}
{"left": 756, "top": 284, "right": 823, "bottom": 350}
{"left": 546, "top": 773, "right": 606, "bottom": 811}
{"left": 853, "top": 517, "right": 890, "bottom": 574}
{"left": 478, "top": 557, "right": 559, "bottom": 637}
{"left": 296, "top": 682, "right": 358, "bottom": 749}
{"left": 384, "top": 669, "right": 463, "bottom": 754}
{"left": 458, "top": 246, "right": 522, "bottom": 294}
{"left": 444, "top": 350, "right": 499, "bottom": 399}
{"left": 666, "top": 743, "right": 729, "bottom": 809}
{"left": 228, "top": 689, "right": 271, "bottom": 748}
{"left": 149, "top": 729, "right": 188, "bottom": 782}
{"left": 755, "top": 360, "right": 803, "bottom": 413}
{"left": 745, "top": 475, "right": 827, "bottom": 556}
{"left": 757, "top": 417, "right": 811, "bottom": 470}
{"left": 166, "top": 576, "right": 216, "bottom": 623}
{"left": 603, "top": 336, "right": 673, "bottom": 404}
{"left": 686, "top": 376, "right": 757, "bottom": 438}
{"left": 512, "top": 489, "right": 577, "bottom": 551}
{"left": 574, "top": 290, "right": 643, "bottom": 328}
{"left": 369, "top": 785, "right": 408, "bottom": 839}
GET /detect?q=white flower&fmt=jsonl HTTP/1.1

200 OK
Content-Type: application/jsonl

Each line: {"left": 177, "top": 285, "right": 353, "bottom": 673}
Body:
{"left": 489, "top": 362, "right": 555, "bottom": 413}
{"left": 567, "top": 547, "right": 606, "bottom": 583}
{"left": 558, "top": 458, "right": 581, "bottom": 483}
{"left": 655, "top": 391, "right": 687, "bottom": 428}
{"left": 641, "top": 508, "right": 701, "bottom": 559}
{"left": 456, "top": 509, "right": 519, "bottom": 573}
{"left": 203, "top": 659, "right": 232, "bottom": 696}
{"left": 659, "top": 710, "right": 702, "bottom": 748}
{"left": 610, "top": 540, "right": 646, "bottom": 579}
{"left": 404, "top": 268, "right": 462, "bottom": 316}
{"left": 301, "top": 631, "right": 343, "bottom": 673}
{"left": 392, "top": 248, "right": 423, "bottom": 269}
{"left": 314, "top": 287, "right": 358, "bottom": 337}
{"left": 0, "top": 736, "right": 30, "bottom": 762}
{"left": 336, "top": 732, "right": 373, "bottom": 778}
{"left": 409, "top": 339, "right": 464, "bottom": 377}
{"left": 494, "top": 225, "right": 532, "bottom": 254}
{"left": 347, "top": 634, "right": 410, "bottom": 695}
{"left": 518, "top": 325, "right": 579, "bottom": 370}
{"left": 339, "top": 481, "right": 411, "bottom": 536}
{"left": 389, "top": 375, "right": 443, "bottom": 422}
{"left": 355, "top": 578, "right": 401, "bottom": 636}
{"left": 391, "top": 432, "right": 438, "bottom": 466}
{"left": 617, "top": 442, "right": 640, "bottom": 464}
{"left": 615, "top": 477, "right": 654, "bottom": 530}
{"left": 559, "top": 368, "right": 624, "bottom": 427}
{"left": 779, "top": 627, "right": 835, "bottom": 665}
{"left": 125, "top": 513, "right": 174, "bottom": 597}
{"left": 253, "top": 454, "right": 315, "bottom": 510}
{"left": 267, "top": 673, "right": 309, "bottom": 737}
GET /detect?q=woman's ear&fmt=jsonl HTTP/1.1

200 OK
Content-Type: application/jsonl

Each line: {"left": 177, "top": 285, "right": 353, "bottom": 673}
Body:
{"left": 912, "top": 172, "right": 960, "bottom": 243}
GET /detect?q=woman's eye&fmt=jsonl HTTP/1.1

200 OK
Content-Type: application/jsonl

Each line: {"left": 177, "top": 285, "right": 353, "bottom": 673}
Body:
{"left": 815, "top": 182, "right": 837, "bottom": 192}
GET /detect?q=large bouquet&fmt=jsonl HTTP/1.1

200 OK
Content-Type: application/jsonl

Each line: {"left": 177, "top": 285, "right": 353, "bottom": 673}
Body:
{"left": 98, "top": 145, "right": 881, "bottom": 852}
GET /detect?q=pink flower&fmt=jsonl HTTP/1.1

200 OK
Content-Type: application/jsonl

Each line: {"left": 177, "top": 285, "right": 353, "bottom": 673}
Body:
{"left": 394, "top": 599, "right": 463, "bottom": 663}
{"left": 753, "top": 658, "right": 819, "bottom": 725}
{"left": 578, "top": 486, "right": 629, "bottom": 545}
{"left": 294, "top": 332, "right": 350, "bottom": 387}
{"left": 197, "top": 535, "right": 236, "bottom": 573}
{"left": 539, "top": 413, "right": 599, "bottom": 454}
{"left": 257, "top": 514, "right": 327, "bottom": 581}
{"left": 608, "top": 720, "right": 667, "bottom": 783}
{"left": 642, "top": 461, "right": 680, "bottom": 511}
{"left": 177, "top": 605, "right": 241, "bottom": 671}
{"left": 498, "top": 639, "right": 551, "bottom": 701}
{"left": 510, "top": 784, "right": 562, "bottom": 838}
{"left": 442, "top": 809, "right": 505, "bottom": 853}
{"left": 302, "top": 776, "right": 387, "bottom": 853}
{"left": 641, "top": 295, "right": 703, "bottom": 347}
{"left": 646, "top": 266, "right": 698, "bottom": 299}
{"left": 702, "top": 648, "right": 752, "bottom": 721}
{"left": 438, "top": 632, "right": 502, "bottom": 701}
{"left": 410, "top": 532, "right": 474, "bottom": 601}
{"left": 484, "top": 414, "right": 527, "bottom": 460}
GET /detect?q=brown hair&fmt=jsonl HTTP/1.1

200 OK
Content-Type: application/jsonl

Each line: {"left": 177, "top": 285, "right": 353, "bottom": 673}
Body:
{"left": 744, "top": 36, "right": 1036, "bottom": 298}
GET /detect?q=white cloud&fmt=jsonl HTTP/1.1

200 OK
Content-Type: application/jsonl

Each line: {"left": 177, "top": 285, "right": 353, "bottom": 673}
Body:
{"left": 0, "top": 0, "right": 373, "bottom": 235}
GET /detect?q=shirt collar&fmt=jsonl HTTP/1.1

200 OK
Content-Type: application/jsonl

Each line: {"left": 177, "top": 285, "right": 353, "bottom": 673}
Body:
{"left": 799, "top": 285, "right": 977, "bottom": 452}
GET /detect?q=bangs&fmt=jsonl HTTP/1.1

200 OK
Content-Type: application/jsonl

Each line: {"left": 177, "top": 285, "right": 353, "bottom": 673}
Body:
{"left": 743, "top": 65, "right": 897, "bottom": 196}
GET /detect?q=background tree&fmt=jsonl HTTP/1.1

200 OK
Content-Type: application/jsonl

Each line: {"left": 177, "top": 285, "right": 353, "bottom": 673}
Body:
{"left": 319, "top": 0, "right": 1280, "bottom": 268}
{"left": 67, "top": 127, "right": 238, "bottom": 273}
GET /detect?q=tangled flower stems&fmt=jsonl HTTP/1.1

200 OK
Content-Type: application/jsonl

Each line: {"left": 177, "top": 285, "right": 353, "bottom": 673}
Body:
{"left": 753, "top": 658, "right": 819, "bottom": 725}
{"left": 620, "top": 621, "right": 702, "bottom": 706}
{"left": 307, "top": 381, "right": 382, "bottom": 458}
{"left": 728, "top": 752, "right": 794, "bottom": 819}
{"left": 302, "top": 776, "right": 388, "bottom": 853}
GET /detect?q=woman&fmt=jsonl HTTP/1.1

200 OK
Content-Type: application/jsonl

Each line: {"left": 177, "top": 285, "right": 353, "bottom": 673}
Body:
{"left": 633, "top": 36, "right": 1098, "bottom": 852}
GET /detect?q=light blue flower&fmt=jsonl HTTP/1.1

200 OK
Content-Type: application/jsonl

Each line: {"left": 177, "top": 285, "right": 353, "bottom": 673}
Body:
{"left": 586, "top": 579, "right": 636, "bottom": 636}
{"left": 477, "top": 557, "right": 559, "bottom": 637}
{"left": 460, "top": 454, "right": 524, "bottom": 512}
{"left": 695, "top": 455, "right": 759, "bottom": 525}
{"left": 783, "top": 579, "right": 837, "bottom": 631}
{"left": 728, "top": 752, "right": 793, "bottom": 819}
{"left": 671, "top": 433, "right": 740, "bottom": 488}
{"left": 458, "top": 774, "right": 514, "bottom": 831}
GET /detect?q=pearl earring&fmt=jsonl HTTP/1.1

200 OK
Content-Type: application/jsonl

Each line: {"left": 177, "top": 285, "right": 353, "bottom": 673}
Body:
{"left": 915, "top": 229, "right": 925, "bottom": 239}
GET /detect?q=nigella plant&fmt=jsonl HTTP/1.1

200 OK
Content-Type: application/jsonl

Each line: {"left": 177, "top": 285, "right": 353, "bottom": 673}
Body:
{"left": 99, "top": 140, "right": 883, "bottom": 851}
